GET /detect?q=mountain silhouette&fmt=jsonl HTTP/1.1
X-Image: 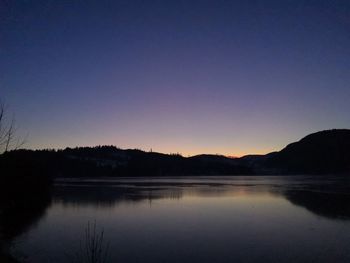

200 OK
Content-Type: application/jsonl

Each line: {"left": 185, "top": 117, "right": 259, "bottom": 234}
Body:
{"left": 1, "top": 129, "right": 349, "bottom": 177}
{"left": 261, "top": 129, "right": 350, "bottom": 174}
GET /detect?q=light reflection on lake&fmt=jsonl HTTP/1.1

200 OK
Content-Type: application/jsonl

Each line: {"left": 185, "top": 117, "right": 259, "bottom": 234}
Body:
{"left": 14, "top": 176, "right": 350, "bottom": 263}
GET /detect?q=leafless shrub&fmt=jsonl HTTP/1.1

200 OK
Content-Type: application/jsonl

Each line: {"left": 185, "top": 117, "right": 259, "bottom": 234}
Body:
{"left": 72, "top": 221, "right": 110, "bottom": 263}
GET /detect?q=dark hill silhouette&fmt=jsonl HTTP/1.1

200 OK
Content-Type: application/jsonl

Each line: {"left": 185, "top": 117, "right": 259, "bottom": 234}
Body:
{"left": 1, "top": 129, "right": 349, "bottom": 177}
{"left": 0, "top": 146, "right": 251, "bottom": 178}
{"left": 262, "top": 129, "right": 350, "bottom": 174}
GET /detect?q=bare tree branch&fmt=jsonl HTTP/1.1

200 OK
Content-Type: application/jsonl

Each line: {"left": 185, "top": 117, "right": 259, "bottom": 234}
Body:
{"left": 0, "top": 101, "right": 25, "bottom": 154}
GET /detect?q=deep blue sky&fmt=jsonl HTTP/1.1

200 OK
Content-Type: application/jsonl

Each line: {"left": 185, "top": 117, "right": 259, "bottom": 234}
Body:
{"left": 1, "top": 0, "right": 350, "bottom": 156}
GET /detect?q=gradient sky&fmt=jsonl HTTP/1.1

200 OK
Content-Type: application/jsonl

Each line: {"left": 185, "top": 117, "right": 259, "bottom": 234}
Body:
{"left": 1, "top": 0, "right": 350, "bottom": 156}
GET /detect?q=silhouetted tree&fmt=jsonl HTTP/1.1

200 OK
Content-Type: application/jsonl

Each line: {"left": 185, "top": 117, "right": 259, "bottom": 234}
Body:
{"left": 0, "top": 102, "right": 24, "bottom": 154}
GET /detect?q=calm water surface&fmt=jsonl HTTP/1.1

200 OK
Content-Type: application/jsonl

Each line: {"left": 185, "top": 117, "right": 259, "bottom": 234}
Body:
{"left": 14, "top": 176, "right": 350, "bottom": 263}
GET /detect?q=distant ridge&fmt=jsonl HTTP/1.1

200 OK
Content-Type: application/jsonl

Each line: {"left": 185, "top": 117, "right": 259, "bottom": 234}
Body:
{"left": 1, "top": 129, "right": 350, "bottom": 176}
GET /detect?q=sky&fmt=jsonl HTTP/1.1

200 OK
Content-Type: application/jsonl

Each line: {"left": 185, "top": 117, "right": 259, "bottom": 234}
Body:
{"left": 1, "top": 0, "right": 350, "bottom": 156}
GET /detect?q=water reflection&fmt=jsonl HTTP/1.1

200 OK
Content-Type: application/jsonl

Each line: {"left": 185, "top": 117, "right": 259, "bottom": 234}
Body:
{"left": 0, "top": 190, "right": 51, "bottom": 262}
{"left": 0, "top": 194, "right": 51, "bottom": 242}
{"left": 53, "top": 176, "right": 350, "bottom": 220}
{"left": 285, "top": 190, "right": 350, "bottom": 220}
{"left": 53, "top": 181, "right": 275, "bottom": 208}
{"left": 12, "top": 176, "right": 350, "bottom": 263}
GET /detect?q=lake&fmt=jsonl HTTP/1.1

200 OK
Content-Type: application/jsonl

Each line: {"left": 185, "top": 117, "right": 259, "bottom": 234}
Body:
{"left": 12, "top": 176, "right": 350, "bottom": 263}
